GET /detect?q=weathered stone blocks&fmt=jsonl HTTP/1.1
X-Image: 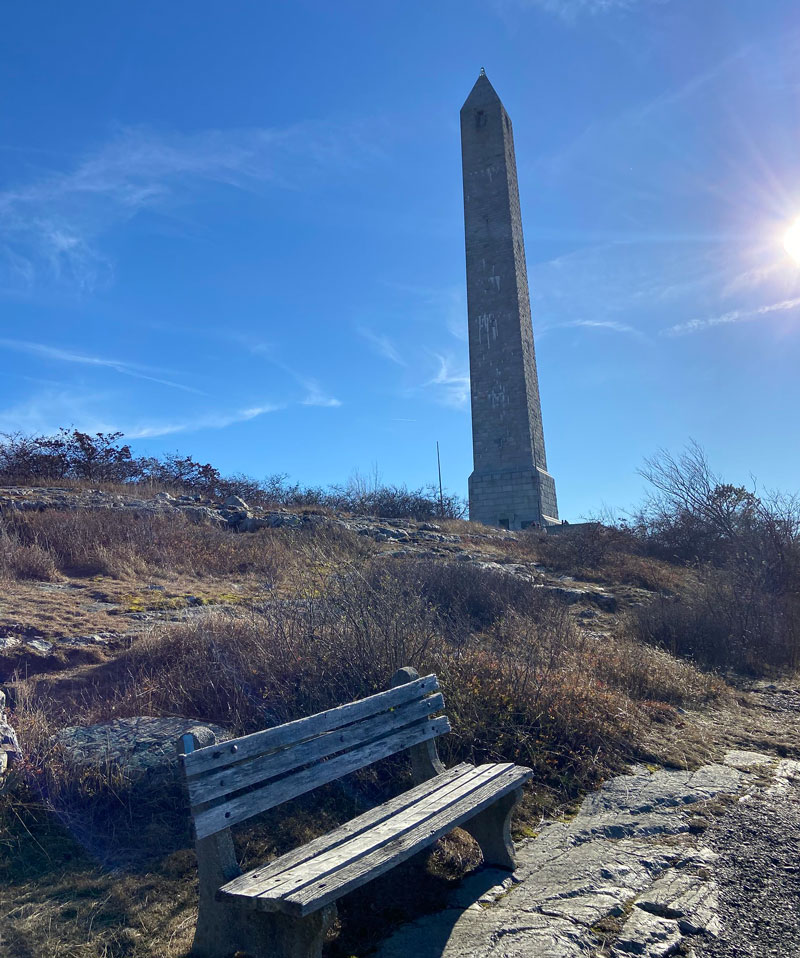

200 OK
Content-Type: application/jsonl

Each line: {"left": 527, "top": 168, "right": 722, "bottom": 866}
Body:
{"left": 461, "top": 72, "right": 558, "bottom": 529}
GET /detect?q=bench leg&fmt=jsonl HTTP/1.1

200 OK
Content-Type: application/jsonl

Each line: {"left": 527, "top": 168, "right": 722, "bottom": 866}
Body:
{"left": 463, "top": 788, "right": 522, "bottom": 871}
{"left": 191, "top": 831, "right": 246, "bottom": 958}
{"left": 194, "top": 899, "right": 335, "bottom": 958}
{"left": 261, "top": 905, "right": 337, "bottom": 958}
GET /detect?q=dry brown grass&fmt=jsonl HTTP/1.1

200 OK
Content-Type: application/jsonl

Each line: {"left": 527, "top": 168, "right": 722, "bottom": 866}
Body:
{"left": 1, "top": 542, "right": 729, "bottom": 958}
{"left": 0, "top": 508, "right": 368, "bottom": 584}
{"left": 513, "top": 524, "right": 691, "bottom": 593}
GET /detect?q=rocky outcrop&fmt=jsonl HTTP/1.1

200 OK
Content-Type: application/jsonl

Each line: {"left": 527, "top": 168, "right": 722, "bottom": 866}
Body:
{"left": 0, "top": 689, "right": 21, "bottom": 786}
{"left": 374, "top": 755, "right": 793, "bottom": 958}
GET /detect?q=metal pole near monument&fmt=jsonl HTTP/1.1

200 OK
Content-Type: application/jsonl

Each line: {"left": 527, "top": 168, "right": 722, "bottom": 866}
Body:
{"left": 460, "top": 69, "right": 559, "bottom": 531}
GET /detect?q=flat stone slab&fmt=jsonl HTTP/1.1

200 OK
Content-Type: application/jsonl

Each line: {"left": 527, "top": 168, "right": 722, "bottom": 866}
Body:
{"left": 52, "top": 715, "right": 228, "bottom": 776}
{"left": 612, "top": 908, "right": 681, "bottom": 957}
{"left": 373, "top": 758, "right": 765, "bottom": 958}
{"left": 636, "top": 870, "right": 719, "bottom": 935}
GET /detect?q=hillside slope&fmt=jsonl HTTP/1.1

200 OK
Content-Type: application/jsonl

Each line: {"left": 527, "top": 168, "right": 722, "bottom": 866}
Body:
{"left": 1, "top": 485, "right": 795, "bottom": 958}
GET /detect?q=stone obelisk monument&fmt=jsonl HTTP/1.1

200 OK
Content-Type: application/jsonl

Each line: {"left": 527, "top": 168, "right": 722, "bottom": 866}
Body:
{"left": 461, "top": 70, "right": 558, "bottom": 529}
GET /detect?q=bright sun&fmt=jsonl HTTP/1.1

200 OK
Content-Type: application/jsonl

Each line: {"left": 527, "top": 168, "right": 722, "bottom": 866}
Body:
{"left": 783, "top": 217, "right": 800, "bottom": 264}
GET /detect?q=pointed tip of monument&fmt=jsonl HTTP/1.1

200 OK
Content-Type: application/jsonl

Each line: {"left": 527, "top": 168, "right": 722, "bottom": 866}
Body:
{"left": 462, "top": 68, "right": 502, "bottom": 111}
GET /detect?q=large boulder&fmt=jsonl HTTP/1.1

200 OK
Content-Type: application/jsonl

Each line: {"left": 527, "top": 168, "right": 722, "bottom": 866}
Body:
{"left": 51, "top": 715, "right": 229, "bottom": 779}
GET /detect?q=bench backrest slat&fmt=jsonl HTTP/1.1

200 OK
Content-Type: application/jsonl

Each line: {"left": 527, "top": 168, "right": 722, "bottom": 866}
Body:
{"left": 182, "top": 673, "right": 449, "bottom": 840}
{"left": 187, "top": 691, "right": 445, "bottom": 807}
{"left": 183, "top": 674, "right": 439, "bottom": 780}
{"left": 192, "top": 715, "right": 450, "bottom": 839}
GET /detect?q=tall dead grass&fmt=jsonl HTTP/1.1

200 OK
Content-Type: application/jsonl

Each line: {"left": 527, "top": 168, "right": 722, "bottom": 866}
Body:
{"left": 0, "top": 508, "right": 367, "bottom": 583}
{"left": 516, "top": 524, "right": 689, "bottom": 593}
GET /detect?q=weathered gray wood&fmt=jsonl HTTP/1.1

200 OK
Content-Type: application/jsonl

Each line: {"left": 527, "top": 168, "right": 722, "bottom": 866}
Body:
{"left": 188, "top": 692, "right": 445, "bottom": 808}
{"left": 247, "top": 764, "right": 530, "bottom": 916}
{"left": 194, "top": 716, "right": 450, "bottom": 839}
{"left": 178, "top": 732, "right": 244, "bottom": 958}
{"left": 391, "top": 667, "right": 445, "bottom": 782}
{"left": 183, "top": 674, "right": 439, "bottom": 779}
{"left": 231, "top": 764, "right": 515, "bottom": 904}
{"left": 179, "top": 667, "right": 534, "bottom": 955}
{"left": 462, "top": 787, "right": 523, "bottom": 870}
{"left": 284, "top": 764, "right": 530, "bottom": 915}
{"left": 220, "top": 762, "right": 479, "bottom": 900}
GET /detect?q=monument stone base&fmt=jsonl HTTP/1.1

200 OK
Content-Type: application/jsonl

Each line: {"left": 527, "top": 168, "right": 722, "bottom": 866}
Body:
{"left": 469, "top": 467, "right": 559, "bottom": 531}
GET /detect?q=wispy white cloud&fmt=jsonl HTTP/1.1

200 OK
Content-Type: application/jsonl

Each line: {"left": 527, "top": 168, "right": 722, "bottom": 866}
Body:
{"left": 0, "top": 119, "right": 387, "bottom": 294}
{"left": 300, "top": 379, "right": 342, "bottom": 408}
{"left": 0, "top": 337, "right": 203, "bottom": 393}
{"left": 357, "top": 327, "right": 407, "bottom": 366}
{"left": 124, "top": 404, "right": 281, "bottom": 438}
{"left": 0, "top": 388, "right": 114, "bottom": 436}
{"left": 663, "top": 296, "right": 800, "bottom": 337}
{"left": 425, "top": 354, "right": 470, "bottom": 408}
{"left": 542, "top": 318, "right": 646, "bottom": 338}
{"left": 0, "top": 386, "right": 282, "bottom": 439}
{"left": 510, "top": 0, "right": 664, "bottom": 19}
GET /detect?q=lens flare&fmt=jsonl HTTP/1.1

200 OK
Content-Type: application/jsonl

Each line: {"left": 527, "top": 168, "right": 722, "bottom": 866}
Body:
{"left": 784, "top": 217, "right": 800, "bottom": 264}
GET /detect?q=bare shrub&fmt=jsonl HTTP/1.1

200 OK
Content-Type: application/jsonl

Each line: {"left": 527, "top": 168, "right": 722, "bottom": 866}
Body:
{"left": 632, "top": 571, "right": 800, "bottom": 675}
{"left": 517, "top": 523, "right": 684, "bottom": 592}
{"left": 370, "top": 558, "right": 553, "bottom": 637}
{"left": 60, "top": 556, "right": 723, "bottom": 805}
{"left": 629, "top": 442, "right": 800, "bottom": 673}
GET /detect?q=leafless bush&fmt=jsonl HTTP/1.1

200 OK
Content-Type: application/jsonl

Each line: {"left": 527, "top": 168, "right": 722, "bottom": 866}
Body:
{"left": 54, "top": 556, "right": 721, "bottom": 803}
{"left": 632, "top": 570, "right": 800, "bottom": 674}
{"left": 516, "top": 522, "right": 684, "bottom": 592}
{"left": 627, "top": 442, "right": 800, "bottom": 673}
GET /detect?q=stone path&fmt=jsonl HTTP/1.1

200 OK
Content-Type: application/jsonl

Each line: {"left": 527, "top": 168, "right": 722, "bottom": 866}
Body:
{"left": 375, "top": 752, "right": 798, "bottom": 958}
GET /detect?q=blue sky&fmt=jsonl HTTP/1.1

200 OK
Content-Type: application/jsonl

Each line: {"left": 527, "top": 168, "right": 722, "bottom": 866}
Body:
{"left": 1, "top": 1, "right": 799, "bottom": 520}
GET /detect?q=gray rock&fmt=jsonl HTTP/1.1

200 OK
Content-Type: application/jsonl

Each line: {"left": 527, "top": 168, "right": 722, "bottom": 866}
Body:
{"left": 223, "top": 494, "right": 249, "bottom": 510}
{"left": 0, "top": 689, "right": 22, "bottom": 784}
{"left": 26, "top": 638, "right": 53, "bottom": 655}
{"left": 613, "top": 908, "right": 681, "bottom": 956}
{"left": 52, "top": 716, "right": 229, "bottom": 778}
{"left": 635, "top": 871, "right": 719, "bottom": 936}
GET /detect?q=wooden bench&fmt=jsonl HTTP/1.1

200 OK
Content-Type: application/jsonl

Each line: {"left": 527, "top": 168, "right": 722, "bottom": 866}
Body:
{"left": 177, "top": 667, "right": 532, "bottom": 958}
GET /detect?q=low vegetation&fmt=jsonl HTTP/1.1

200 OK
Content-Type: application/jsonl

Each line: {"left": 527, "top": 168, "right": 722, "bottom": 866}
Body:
{"left": 627, "top": 442, "right": 800, "bottom": 673}
{"left": 0, "top": 428, "right": 466, "bottom": 519}
{"left": 0, "top": 435, "right": 797, "bottom": 956}
{"left": 0, "top": 506, "right": 364, "bottom": 585}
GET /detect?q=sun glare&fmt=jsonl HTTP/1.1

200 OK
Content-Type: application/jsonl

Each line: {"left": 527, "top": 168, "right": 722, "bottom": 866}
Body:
{"left": 783, "top": 217, "right": 800, "bottom": 265}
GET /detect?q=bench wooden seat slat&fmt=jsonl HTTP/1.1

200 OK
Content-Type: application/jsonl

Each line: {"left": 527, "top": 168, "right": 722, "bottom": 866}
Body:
{"left": 285, "top": 762, "right": 530, "bottom": 916}
{"left": 188, "top": 691, "right": 446, "bottom": 808}
{"left": 223, "top": 763, "right": 531, "bottom": 917}
{"left": 183, "top": 674, "right": 440, "bottom": 779}
{"left": 193, "top": 715, "right": 451, "bottom": 840}
{"left": 218, "top": 762, "right": 475, "bottom": 899}
{"left": 247, "top": 765, "right": 511, "bottom": 900}
{"left": 222, "top": 762, "right": 518, "bottom": 907}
